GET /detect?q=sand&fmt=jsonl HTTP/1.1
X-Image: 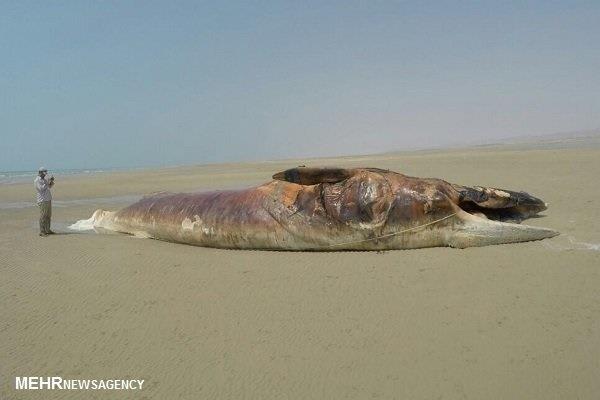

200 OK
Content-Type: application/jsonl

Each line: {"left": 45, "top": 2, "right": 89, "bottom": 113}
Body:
{"left": 1, "top": 144, "right": 599, "bottom": 399}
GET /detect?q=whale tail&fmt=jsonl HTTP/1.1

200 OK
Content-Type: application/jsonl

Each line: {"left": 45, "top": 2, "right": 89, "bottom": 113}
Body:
{"left": 69, "top": 209, "right": 116, "bottom": 232}
{"left": 447, "top": 210, "right": 559, "bottom": 248}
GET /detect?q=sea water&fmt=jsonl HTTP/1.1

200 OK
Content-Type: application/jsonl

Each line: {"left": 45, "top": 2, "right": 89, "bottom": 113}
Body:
{"left": 0, "top": 167, "right": 141, "bottom": 210}
{"left": 0, "top": 168, "right": 117, "bottom": 185}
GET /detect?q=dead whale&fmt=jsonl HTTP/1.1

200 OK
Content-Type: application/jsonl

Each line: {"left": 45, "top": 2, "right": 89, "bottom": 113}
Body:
{"left": 71, "top": 167, "right": 559, "bottom": 250}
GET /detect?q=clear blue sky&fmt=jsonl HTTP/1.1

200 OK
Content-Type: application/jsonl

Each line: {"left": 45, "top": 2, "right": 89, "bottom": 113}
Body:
{"left": 1, "top": 1, "right": 599, "bottom": 170}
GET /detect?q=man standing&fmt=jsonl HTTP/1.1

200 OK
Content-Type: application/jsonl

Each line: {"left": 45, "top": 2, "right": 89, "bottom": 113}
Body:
{"left": 34, "top": 167, "right": 55, "bottom": 236}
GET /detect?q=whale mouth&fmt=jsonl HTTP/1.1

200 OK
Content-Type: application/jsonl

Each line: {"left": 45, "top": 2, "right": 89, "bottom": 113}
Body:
{"left": 461, "top": 202, "right": 546, "bottom": 222}
{"left": 456, "top": 186, "right": 548, "bottom": 223}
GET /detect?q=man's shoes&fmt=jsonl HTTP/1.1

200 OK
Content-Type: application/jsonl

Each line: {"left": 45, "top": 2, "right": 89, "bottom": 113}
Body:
{"left": 47, "top": 230, "right": 56, "bottom": 234}
{"left": 39, "top": 233, "right": 48, "bottom": 237}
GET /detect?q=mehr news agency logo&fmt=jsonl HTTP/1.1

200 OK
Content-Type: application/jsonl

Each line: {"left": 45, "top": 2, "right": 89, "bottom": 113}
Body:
{"left": 15, "top": 376, "right": 144, "bottom": 391}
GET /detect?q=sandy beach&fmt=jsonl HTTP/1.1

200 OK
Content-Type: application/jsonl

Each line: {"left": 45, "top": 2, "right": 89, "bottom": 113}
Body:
{"left": 1, "top": 143, "right": 599, "bottom": 399}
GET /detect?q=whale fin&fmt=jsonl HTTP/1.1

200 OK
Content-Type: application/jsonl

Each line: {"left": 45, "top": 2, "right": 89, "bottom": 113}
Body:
{"left": 447, "top": 211, "right": 559, "bottom": 248}
{"left": 273, "top": 167, "right": 355, "bottom": 185}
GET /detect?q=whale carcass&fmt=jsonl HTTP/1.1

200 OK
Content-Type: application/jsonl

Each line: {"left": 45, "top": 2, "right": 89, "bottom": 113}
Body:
{"left": 73, "top": 167, "right": 559, "bottom": 250}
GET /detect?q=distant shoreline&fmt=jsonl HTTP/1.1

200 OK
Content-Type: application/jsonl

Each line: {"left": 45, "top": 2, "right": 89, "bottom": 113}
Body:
{"left": 0, "top": 167, "right": 116, "bottom": 185}
{"left": 3, "top": 130, "right": 599, "bottom": 186}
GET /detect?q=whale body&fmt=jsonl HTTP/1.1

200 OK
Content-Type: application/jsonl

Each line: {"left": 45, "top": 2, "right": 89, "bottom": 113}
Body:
{"left": 74, "top": 167, "right": 559, "bottom": 250}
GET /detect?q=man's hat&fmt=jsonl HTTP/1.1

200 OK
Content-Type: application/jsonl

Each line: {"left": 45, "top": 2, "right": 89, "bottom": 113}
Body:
{"left": 38, "top": 167, "right": 48, "bottom": 172}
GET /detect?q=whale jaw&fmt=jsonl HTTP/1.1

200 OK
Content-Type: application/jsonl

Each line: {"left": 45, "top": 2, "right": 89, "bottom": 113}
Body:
{"left": 446, "top": 210, "right": 559, "bottom": 248}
